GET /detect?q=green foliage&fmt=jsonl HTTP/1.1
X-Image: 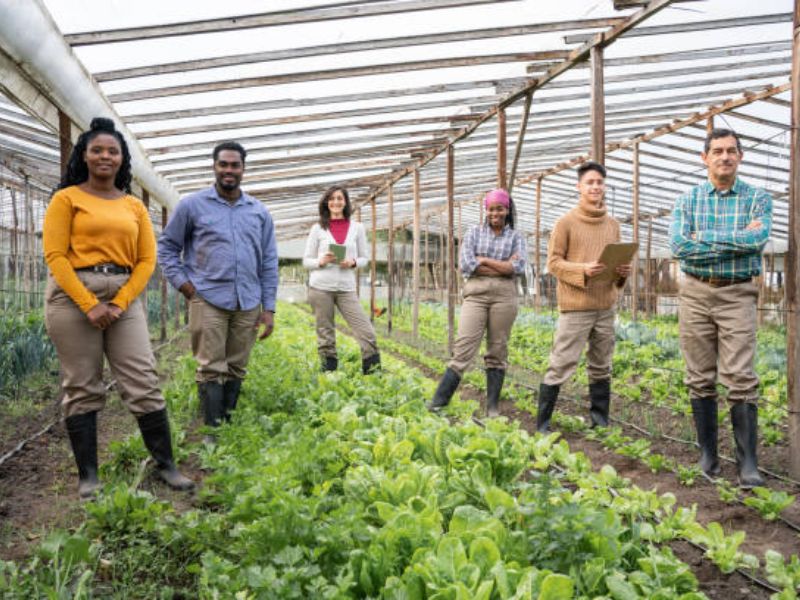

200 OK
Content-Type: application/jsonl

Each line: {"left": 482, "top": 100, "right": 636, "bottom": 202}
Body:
{"left": 743, "top": 487, "right": 795, "bottom": 521}
{"left": 0, "top": 311, "right": 56, "bottom": 399}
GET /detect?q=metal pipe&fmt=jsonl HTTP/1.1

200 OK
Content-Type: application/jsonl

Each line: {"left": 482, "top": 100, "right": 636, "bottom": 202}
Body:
{"left": 0, "top": 0, "right": 178, "bottom": 209}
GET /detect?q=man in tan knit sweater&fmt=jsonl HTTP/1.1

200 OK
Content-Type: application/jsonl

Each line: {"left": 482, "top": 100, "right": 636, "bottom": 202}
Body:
{"left": 536, "top": 162, "right": 631, "bottom": 432}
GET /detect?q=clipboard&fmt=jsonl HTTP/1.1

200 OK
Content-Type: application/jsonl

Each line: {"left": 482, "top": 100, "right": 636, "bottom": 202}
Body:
{"left": 328, "top": 243, "right": 347, "bottom": 261}
{"left": 594, "top": 242, "right": 638, "bottom": 283}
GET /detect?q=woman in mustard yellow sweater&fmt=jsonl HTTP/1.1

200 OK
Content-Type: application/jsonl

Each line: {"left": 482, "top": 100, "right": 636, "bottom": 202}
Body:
{"left": 43, "top": 118, "right": 193, "bottom": 498}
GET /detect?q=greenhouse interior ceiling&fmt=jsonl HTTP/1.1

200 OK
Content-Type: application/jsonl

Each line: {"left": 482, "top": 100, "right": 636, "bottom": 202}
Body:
{"left": 0, "top": 0, "right": 794, "bottom": 253}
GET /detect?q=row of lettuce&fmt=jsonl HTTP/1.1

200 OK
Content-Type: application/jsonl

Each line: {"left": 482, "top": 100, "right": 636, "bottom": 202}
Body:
{"left": 382, "top": 302, "right": 788, "bottom": 446}
{"left": 2, "top": 302, "right": 798, "bottom": 598}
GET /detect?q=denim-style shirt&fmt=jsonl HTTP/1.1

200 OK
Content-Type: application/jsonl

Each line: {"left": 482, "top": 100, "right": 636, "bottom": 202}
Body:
{"left": 158, "top": 186, "right": 278, "bottom": 312}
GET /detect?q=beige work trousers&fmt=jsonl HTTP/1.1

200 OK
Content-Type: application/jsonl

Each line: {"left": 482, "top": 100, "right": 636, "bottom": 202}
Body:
{"left": 189, "top": 295, "right": 260, "bottom": 383}
{"left": 678, "top": 275, "right": 759, "bottom": 404}
{"left": 543, "top": 309, "right": 616, "bottom": 386}
{"left": 307, "top": 287, "right": 378, "bottom": 360}
{"left": 448, "top": 276, "right": 518, "bottom": 376}
{"left": 44, "top": 272, "right": 164, "bottom": 418}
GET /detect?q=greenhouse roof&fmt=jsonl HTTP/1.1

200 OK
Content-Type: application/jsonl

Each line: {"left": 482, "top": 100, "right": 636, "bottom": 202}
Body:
{"left": 0, "top": 0, "right": 793, "bottom": 252}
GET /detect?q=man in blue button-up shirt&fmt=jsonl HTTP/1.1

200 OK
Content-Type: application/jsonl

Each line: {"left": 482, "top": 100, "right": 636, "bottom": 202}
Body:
{"left": 158, "top": 141, "right": 278, "bottom": 440}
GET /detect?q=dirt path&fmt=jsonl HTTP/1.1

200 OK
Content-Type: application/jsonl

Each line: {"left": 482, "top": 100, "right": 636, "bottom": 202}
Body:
{"left": 0, "top": 330, "right": 199, "bottom": 562}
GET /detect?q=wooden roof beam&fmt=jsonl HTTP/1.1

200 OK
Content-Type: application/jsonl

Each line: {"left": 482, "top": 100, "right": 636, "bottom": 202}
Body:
{"left": 108, "top": 51, "right": 568, "bottom": 103}
{"left": 96, "top": 16, "right": 626, "bottom": 82}
{"left": 65, "top": 0, "right": 517, "bottom": 45}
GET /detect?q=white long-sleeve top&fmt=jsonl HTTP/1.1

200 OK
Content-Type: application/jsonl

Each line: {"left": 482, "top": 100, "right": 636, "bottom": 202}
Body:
{"left": 303, "top": 221, "right": 369, "bottom": 292}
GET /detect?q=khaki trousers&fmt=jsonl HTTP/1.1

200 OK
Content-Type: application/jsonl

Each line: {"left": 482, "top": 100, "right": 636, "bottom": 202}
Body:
{"left": 189, "top": 296, "right": 259, "bottom": 383}
{"left": 448, "top": 276, "right": 518, "bottom": 376}
{"left": 307, "top": 287, "right": 378, "bottom": 359}
{"left": 44, "top": 272, "right": 164, "bottom": 418}
{"left": 678, "top": 275, "right": 759, "bottom": 404}
{"left": 543, "top": 309, "right": 616, "bottom": 386}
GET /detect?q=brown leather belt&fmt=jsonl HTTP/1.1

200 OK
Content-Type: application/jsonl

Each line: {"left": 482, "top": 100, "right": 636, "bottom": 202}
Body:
{"left": 686, "top": 272, "right": 752, "bottom": 288}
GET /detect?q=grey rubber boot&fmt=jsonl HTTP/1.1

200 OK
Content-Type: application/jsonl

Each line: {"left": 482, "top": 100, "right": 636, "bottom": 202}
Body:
{"left": 691, "top": 397, "right": 720, "bottom": 476}
{"left": 588, "top": 379, "right": 611, "bottom": 428}
{"left": 486, "top": 368, "right": 505, "bottom": 418}
{"left": 198, "top": 381, "right": 225, "bottom": 443}
{"left": 362, "top": 353, "right": 381, "bottom": 375}
{"left": 222, "top": 379, "right": 243, "bottom": 422}
{"left": 536, "top": 383, "right": 560, "bottom": 433}
{"left": 65, "top": 411, "right": 101, "bottom": 499}
{"left": 137, "top": 409, "right": 195, "bottom": 491}
{"left": 730, "top": 402, "right": 765, "bottom": 489}
{"left": 427, "top": 368, "right": 461, "bottom": 412}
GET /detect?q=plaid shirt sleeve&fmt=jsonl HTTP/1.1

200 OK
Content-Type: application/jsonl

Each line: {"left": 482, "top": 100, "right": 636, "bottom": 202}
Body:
{"left": 459, "top": 226, "right": 479, "bottom": 276}
{"left": 510, "top": 231, "right": 527, "bottom": 274}
{"left": 669, "top": 193, "right": 724, "bottom": 264}
{"left": 696, "top": 189, "right": 772, "bottom": 254}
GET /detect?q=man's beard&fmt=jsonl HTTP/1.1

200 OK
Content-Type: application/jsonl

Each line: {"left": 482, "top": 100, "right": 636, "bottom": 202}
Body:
{"left": 217, "top": 178, "right": 239, "bottom": 192}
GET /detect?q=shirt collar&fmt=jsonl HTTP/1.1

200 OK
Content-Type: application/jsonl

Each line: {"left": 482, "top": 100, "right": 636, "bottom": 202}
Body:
{"left": 482, "top": 223, "right": 511, "bottom": 236}
{"left": 205, "top": 185, "right": 255, "bottom": 207}
{"left": 703, "top": 177, "right": 742, "bottom": 196}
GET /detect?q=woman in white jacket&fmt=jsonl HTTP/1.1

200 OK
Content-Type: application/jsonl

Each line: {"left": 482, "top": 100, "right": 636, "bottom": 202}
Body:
{"left": 303, "top": 186, "right": 381, "bottom": 374}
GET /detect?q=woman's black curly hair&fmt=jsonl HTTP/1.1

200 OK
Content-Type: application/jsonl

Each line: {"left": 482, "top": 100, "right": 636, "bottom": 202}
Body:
{"left": 57, "top": 117, "right": 132, "bottom": 192}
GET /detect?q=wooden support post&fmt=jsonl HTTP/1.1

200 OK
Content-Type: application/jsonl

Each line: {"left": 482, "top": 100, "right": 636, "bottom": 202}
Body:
{"left": 645, "top": 218, "right": 653, "bottom": 317}
{"left": 58, "top": 110, "right": 72, "bottom": 177}
{"left": 370, "top": 198, "right": 377, "bottom": 322}
{"left": 387, "top": 185, "right": 394, "bottom": 333}
{"left": 456, "top": 202, "right": 462, "bottom": 298}
{"left": 706, "top": 115, "right": 714, "bottom": 135}
{"left": 534, "top": 176, "right": 542, "bottom": 312}
{"left": 787, "top": 0, "right": 800, "bottom": 479}
{"left": 424, "top": 215, "right": 431, "bottom": 292}
{"left": 631, "top": 142, "right": 640, "bottom": 321}
{"left": 446, "top": 146, "right": 456, "bottom": 355}
{"left": 509, "top": 92, "right": 533, "bottom": 193}
{"left": 439, "top": 212, "right": 446, "bottom": 303}
{"left": 497, "top": 106, "right": 507, "bottom": 189}
{"left": 9, "top": 189, "right": 18, "bottom": 305}
{"left": 160, "top": 207, "right": 168, "bottom": 341}
{"left": 590, "top": 45, "right": 605, "bottom": 164}
{"left": 412, "top": 169, "right": 421, "bottom": 337}
{"left": 23, "top": 177, "right": 33, "bottom": 309}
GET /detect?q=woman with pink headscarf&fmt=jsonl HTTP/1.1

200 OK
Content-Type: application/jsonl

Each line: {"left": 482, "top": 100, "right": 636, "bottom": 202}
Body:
{"left": 428, "top": 189, "right": 526, "bottom": 417}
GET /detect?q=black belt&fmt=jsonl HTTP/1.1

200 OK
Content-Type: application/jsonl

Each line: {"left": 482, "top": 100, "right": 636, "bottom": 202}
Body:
{"left": 76, "top": 264, "right": 132, "bottom": 275}
{"left": 686, "top": 272, "right": 752, "bottom": 288}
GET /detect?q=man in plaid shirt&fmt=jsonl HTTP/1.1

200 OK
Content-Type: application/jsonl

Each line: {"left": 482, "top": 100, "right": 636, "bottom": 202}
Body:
{"left": 670, "top": 128, "right": 772, "bottom": 488}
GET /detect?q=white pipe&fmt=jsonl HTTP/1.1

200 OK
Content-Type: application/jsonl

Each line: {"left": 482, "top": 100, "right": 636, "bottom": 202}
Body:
{"left": 0, "top": 0, "right": 179, "bottom": 209}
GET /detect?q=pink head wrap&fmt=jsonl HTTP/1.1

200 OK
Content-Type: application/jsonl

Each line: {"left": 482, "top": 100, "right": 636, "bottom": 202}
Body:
{"left": 484, "top": 188, "right": 510, "bottom": 209}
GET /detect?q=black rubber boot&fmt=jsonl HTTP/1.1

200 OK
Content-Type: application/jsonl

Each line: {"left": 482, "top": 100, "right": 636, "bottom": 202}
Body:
{"left": 589, "top": 379, "right": 611, "bottom": 428}
{"left": 486, "top": 368, "right": 505, "bottom": 418}
{"left": 137, "top": 409, "right": 195, "bottom": 491}
{"left": 65, "top": 411, "right": 101, "bottom": 499}
{"left": 321, "top": 356, "right": 338, "bottom": 372}
{"left": 691, "top": 397, "right": 720, "bottom": 476}
{"left": 730, "top": 402, "right": 765, "bottom": 489}
{"left": 222, "top": 379, "right": 243, "bottom": 422}
{"left": 362, "top": 353, "right": 381, "bottom": 375}
{"left": 536, "top": 383, "right": 560, "bottom": 433}
{"left": 198, "top": 381, "right": 225, "bottom": 442}
{"left": 427, "top": 368, "right": 461, "bottom": 412}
